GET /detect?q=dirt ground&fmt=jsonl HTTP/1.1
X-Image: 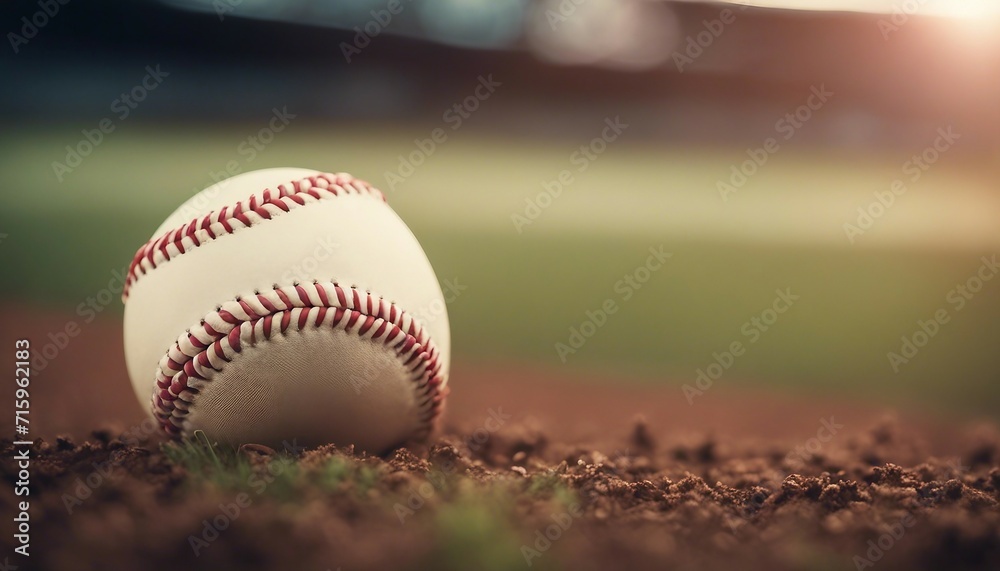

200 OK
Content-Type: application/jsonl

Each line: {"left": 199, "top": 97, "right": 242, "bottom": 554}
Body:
{"left": 1, "top": 307, "right": 999, "bottom": 570}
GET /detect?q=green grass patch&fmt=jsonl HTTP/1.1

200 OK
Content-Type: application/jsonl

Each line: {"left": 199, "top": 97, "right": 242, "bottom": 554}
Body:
{"left": 162, "top": 431, "right": 392, "bottom": 501}
{"left": 162, "top": 431, "right": 299, "bottom": 498}
{"left": 319, "top": 456, "right": 382, "bottom": 495}
{"left": 526, "top": 471, "right": 564, "bottom": 497}
{"left": 428, "top": 487, "right": 529, "bottom": 571}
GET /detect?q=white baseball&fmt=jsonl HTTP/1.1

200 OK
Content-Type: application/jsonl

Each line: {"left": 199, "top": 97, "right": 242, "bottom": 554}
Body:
{"left": 122, "top": 168, "right": 450, "bottom": 452}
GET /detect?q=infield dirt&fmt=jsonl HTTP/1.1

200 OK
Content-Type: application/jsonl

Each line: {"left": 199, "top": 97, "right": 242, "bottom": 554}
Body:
{"left": 1, "top": 307, "right": 998, "bottom": 570}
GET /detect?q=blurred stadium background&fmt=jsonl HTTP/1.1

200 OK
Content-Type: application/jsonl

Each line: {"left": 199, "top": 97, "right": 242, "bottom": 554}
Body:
{"left": 1, "top": 0, "right": 999, "bottom": 421}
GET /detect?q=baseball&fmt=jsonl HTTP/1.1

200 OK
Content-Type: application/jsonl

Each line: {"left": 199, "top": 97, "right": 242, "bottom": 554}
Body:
{"left": 121, "top": 168, "right": 450, "bottom": 452}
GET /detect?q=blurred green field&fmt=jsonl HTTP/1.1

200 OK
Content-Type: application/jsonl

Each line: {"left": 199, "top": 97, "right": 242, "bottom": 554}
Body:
{"left": 1, "top": 124, "right": 998, "bottom": 416}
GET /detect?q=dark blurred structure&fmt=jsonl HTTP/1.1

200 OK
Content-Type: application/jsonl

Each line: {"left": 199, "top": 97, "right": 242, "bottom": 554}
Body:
{"left": 2, "top": 0, "right": 999, "bottom": 150}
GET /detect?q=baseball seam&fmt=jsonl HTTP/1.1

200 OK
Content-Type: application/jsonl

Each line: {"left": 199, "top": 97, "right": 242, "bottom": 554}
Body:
{"left": 123, "top": 172, "right": 385, "bottom": 300}
{"left": 152, "top": 281, "right": 446, "bottom": 441}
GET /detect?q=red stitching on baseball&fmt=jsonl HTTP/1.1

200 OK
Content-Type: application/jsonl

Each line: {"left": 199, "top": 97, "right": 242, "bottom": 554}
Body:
{"left": 122, "top": 173, "right": 386, "bottom": 300}
{"left": 151, "top": 281, "right": 446, "bottom": 443}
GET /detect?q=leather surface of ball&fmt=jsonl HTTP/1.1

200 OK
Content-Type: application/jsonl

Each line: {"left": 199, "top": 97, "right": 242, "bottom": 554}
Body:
{"left": 122, "top": 168, "right": 450, "bottom": 452}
